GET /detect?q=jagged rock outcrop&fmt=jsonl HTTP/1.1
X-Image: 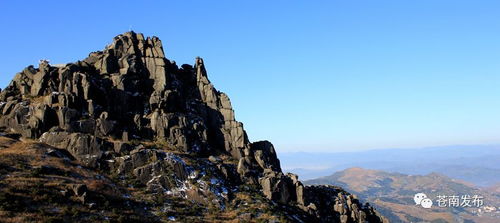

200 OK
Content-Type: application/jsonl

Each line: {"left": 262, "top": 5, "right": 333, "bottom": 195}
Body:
{"left": 0, "top": 32, "right": 386, "bottom": 222}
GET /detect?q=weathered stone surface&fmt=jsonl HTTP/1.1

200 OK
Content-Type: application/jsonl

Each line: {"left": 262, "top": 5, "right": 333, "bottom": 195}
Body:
{"left": 208, "top": 155, "right": 221, "bottom": 163}
{"left": 299, "top": 185, "right": 388, "bottom": 222}
{"left": 194, "top": 57, "right": 249, "bottom": 158}
{"left": 237, "top": 158, "right": 249, "bottom": 176}
{"left": 113, "top": 142, "right": 132, "bottom": 154}
{"left": 114, "top": 147, "right": 189, "bottom": 192}
{"left": 39, "top": 131, "right": 102, "bottom": 166}
{"left": 0, "top": 31, "right": 386, "bottom": 223}
{"left": 251, "top": 141, "right": 281, "bottom": 172}
{"left": 259, "top": 171, "right": 295, "bottom": 204}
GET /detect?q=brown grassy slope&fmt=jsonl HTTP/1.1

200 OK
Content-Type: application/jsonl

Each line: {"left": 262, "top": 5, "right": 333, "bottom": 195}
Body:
{"left": 0, "top": 136, "right": 154, "bottom": 222}
{"left": 0, "top": 136, "right": 311, "bottom": 223}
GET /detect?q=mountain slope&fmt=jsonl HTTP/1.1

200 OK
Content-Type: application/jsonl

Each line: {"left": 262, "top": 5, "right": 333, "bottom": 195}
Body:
{"left": 280, "top": 146, "right": 500, "bottom": 187}
{"left": 306, "top": 167, "right": 500, "bottom": 223}
{"left": 0, "top": 32, "right": 386, "bottom": 222}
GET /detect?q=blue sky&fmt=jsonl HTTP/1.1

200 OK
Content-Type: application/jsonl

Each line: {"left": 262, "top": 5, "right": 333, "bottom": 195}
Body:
{"left": 1, "top": 1, "right": 499, "bottom": 152}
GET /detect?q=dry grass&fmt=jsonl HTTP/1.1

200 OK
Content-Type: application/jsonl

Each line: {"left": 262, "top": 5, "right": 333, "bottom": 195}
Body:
{"left": 374, "top": 199, "right": 455, "bottom": 222}
{"left": 0, "top": 139, "right": 90, "bottom": 181}
{"left": 0, "top": 137, "right": 17, "bottom": 149}
{"left": 0, "top": 138, "right": 102, "bottom": 221}
{"left": 0, "top": 136, "right": 296, "bottom": 222}
{"left": 0, "top": 211, "right": 41, "bottom": 223}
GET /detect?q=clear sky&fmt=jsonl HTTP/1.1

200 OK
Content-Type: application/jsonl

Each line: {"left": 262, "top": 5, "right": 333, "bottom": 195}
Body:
{"left": 1, "top": 1, "right": 499, "bottom": 152}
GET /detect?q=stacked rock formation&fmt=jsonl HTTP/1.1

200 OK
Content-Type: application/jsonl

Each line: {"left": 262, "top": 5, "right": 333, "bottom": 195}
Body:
{"left": 0, "top": 32, "right": 386, "bottom": 222}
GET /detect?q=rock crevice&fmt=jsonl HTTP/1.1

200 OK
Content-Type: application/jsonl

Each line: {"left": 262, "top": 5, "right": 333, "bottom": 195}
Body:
{"left": 0, "top": 31, "right": 386, "bottom": 222}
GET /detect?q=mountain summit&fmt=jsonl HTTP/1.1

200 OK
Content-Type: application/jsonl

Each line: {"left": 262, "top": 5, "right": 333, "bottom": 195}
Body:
{"left": 0, "top": 32, "right": 386, "bottom": 222}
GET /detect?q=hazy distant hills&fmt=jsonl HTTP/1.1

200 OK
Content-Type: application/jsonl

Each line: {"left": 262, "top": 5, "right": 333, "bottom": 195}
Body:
{"left": 280, "top": 145, "right": 500, "bottom": 187}
{"left": 305, "top": 167, "right": 500, "bottom": 223}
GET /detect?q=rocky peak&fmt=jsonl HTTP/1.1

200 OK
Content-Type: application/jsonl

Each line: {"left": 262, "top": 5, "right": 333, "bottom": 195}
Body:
{"left": 0, "top": 32, "right": 386, "bottom": 222}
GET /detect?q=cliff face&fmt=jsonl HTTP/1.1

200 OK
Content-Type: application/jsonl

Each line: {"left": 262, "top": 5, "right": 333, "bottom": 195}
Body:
{"left": 0, "top": 32, "right": 386, "bottom": 222}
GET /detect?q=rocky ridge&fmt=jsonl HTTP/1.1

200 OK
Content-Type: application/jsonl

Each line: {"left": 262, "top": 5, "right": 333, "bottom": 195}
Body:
{"left": 306, "top": 167, "right": 500, "bottom": 222}
{"left": 0, "top": 32, "right": 387, "bottom": 222}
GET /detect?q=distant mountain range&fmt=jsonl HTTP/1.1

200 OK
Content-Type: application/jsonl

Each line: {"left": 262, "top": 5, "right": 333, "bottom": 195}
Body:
{"left": 305, "top": 167, "right": 500, "bottom": 223}
{"left": 280, "top": 145, "right": 500, "bottom": 187}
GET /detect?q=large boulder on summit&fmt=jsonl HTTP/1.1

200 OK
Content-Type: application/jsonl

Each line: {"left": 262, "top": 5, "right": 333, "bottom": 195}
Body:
{"left": 0, "top": 32, "right": 219, "bottom": 155}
